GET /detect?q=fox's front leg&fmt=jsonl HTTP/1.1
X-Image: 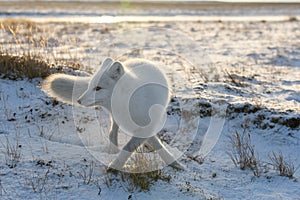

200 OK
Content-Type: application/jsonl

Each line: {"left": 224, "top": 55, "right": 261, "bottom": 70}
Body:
{"left": 108, "top": 137, "right": 147, "bottom": 171}
{"left": 147, "top": 136, "right": 185, "bottom": 170}
{"left": 108, "top": 120, "right": 119, "bottom": 154}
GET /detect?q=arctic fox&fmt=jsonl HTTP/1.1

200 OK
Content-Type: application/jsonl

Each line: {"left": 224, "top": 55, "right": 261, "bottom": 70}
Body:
{"left": 43, "top": 58, "right": 184, "bottom": 171}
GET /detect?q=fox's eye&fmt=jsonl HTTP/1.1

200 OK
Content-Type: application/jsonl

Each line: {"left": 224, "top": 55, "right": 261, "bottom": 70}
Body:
{"left": 94, "top": 86, "right": 102, "bottom": 91}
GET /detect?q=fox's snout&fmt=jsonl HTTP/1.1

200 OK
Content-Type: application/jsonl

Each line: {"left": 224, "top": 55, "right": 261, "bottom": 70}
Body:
{"left": 77, "top": 93, "right": 97, "bottom": 106}
{"left": 77, "top": 96, "right": 89, "bottom": 106}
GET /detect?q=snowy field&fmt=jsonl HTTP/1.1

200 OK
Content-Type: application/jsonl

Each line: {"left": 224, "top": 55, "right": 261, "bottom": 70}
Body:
{"left": 0, "top": 2, "right": 300, "bottom": 200}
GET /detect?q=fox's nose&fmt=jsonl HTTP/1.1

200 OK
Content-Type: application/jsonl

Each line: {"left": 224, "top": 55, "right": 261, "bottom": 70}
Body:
{"left": 77, "top": 99, "right": 81, "bottom": 104}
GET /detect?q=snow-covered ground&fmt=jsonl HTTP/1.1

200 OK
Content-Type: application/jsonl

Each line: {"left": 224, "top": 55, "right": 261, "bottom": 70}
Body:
{"left": 0, "top": 8, "right": 300, "bottom": 200}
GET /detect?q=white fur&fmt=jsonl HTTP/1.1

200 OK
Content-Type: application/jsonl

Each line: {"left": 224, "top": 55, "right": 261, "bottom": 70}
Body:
{"left": 42, "top": 74, "right": 90, "bottom": 105}
{"left": 42, "top": 58, "right": 184, "bottom": 171}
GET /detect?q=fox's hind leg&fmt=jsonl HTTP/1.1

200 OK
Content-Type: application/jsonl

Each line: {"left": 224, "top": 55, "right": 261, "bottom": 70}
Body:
{"left": 108, "top": 120, "right": 119, "bottom": 154}
{"left": 147, "top": 136, "right": 185, "bottom": 170}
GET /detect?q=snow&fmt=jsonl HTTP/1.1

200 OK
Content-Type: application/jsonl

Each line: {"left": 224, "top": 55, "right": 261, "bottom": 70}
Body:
{"left": 1, "top": 3, "right": 300, "bottom": 199}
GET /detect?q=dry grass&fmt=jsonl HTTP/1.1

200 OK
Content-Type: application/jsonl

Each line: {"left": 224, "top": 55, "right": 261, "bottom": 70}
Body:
{"left": 0, "top": 19, "right": 81, "bottom": 79}
{"left": 120, "top": 169, "right": 171, "bottom": 192}
{"left": 0, "top": 135, "right": 22, "bottom": 168}
{"left": 289, "top": 16, "right": 298, "bottom": 22}
{"left": 0, "top": 50, "right": 80, "bottom": 79}
{"left": 106, "top": 146, "right": 171, "bottom": 192}
{"left": 121, "top": 147, "right": 171, "bottom": 192}
{"left": 228, "top": 123, "right": 260, "bottom": 176}
{"left": 0, "top": 50, "right": 53, "bottom": 79}
{"left": 79, "top": 161, "right": 95, "bottom": 185}
{"left": 269, "top": 151, "right": 296, "bottom": 178}
{"left": 25, "top": 168, "right": 50, "bottom": 193}
{"left": 1, "top": 19, "right": 39, "bottom": 34}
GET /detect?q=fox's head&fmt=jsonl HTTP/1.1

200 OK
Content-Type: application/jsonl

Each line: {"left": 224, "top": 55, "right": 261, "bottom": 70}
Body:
{"left": 77, "top": 58, "right": 124, "bottom": 110}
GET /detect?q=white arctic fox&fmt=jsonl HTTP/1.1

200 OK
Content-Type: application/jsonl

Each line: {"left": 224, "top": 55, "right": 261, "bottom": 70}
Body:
{"left": 43, "top": 58, "right": 184, "bottom": 171}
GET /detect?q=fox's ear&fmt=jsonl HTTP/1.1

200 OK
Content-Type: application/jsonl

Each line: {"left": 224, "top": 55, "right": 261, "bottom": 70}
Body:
{"left": 107, "top": 61, "right": 124, "bottom": 80}
{"left": 101, "top": 57, "right": 114, "bottom": 69}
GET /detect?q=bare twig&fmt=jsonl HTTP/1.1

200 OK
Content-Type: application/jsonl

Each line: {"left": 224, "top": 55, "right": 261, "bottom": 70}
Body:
{"left": 269, "top": 151, "right": 296, "bottom": 178}
{"left": 228, "top": 122, "right": 260, "bottom": 176}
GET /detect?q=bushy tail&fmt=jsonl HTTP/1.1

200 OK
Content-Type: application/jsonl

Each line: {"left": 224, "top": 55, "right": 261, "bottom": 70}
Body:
{"left": 42, "top": 74, "right": 90, "bottom": 105}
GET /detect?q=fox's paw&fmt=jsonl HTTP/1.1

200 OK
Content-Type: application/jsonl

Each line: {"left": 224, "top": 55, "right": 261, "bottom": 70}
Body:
{"left": 106, "top": 165, "right": 119, "bottom": 174}
{"left": 107, "top": 159, "right": 123, "bottom": 172}
{"left": 169, "top": 161, "right": 185, "bottom": 170}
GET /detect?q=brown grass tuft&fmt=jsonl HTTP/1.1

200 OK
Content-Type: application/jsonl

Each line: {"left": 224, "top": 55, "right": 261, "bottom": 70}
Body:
{"left": 122, "top": 147, "right": 171, "bottom": 191}
{"left": 288, "top": 16, "right": 298, "bottom": 22}
{"left": 106, "top": 146, "right": 171, "bottom": 192}
{"left": 269, "top": 151, "right": 296, "bottom": 178}
{"left": 228, "top": 122, "right": 260, "bottom": 176}
{"left": 120, "top": 169, "right": 171, "bottom": 192}
{"left": 0, "top": 50, "right": 52, "bottom": 79}
{"left": 0, "top": 19, "right": 82, "bottom": 79}
{"left": 1, "top": 19, "right": 38, "bottom": 34}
